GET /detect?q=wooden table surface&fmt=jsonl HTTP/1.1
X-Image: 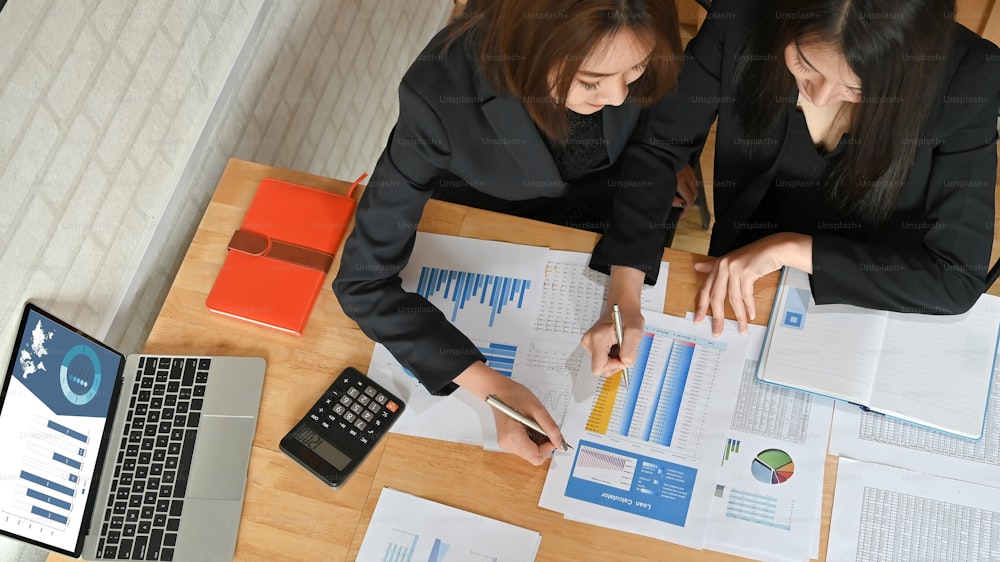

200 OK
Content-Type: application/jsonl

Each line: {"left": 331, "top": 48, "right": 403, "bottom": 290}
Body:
{"left": 50, "top": 158, "right": 838, "bottom": 562}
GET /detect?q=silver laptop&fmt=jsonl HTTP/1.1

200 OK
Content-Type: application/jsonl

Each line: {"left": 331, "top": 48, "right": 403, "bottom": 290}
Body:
{"left": 0, "top": 302, "right": 266, "bottom": 561}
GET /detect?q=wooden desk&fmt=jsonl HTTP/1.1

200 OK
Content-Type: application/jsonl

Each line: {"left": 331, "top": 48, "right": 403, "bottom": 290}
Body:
{"left": 49, "top": 158, "right": 836, "bottom": 562}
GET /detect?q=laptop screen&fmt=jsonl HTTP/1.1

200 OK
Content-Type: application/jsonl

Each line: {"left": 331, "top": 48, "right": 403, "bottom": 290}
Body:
{"left": 0, "top": 303, "right": 124, "bottom": 556}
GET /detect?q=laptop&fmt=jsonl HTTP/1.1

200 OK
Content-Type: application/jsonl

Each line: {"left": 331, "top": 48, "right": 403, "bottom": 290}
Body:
{"left": 0, "top": 302, "right": 266, "bottom": 561}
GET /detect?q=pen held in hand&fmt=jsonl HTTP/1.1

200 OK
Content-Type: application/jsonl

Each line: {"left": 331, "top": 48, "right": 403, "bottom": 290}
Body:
{"left": 611, "top": 304, "right": 631, "bottom": 388}
{"left": 485, "top": 394, "right": 573, "bottom": 452}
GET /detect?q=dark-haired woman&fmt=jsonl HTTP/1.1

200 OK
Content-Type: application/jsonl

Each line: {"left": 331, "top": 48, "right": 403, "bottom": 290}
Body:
{"left": 587, "top": 0, "right": 1000, "bottom": 358}
{"left": 334, "top": 0, "right": 683, "bottom": 464}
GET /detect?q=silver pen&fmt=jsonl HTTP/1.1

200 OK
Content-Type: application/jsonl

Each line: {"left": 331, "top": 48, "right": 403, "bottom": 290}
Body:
{"left": 485, "top": 394, "right": 573, "bottom": 452}
{"left": 611, "top": 304, "right": 631, "bottom": 388}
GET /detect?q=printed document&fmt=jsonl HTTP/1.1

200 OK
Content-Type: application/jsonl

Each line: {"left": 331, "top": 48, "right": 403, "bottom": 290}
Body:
{"left": 539, "top": 311, "right": 749, "bottom": 550}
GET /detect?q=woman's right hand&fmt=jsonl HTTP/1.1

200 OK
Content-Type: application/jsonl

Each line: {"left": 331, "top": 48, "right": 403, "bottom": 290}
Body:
{"left": 454, "top": 362, "right": 564, "bottom": 465}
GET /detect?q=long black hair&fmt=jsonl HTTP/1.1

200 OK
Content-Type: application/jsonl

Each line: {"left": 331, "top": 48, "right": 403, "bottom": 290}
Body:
{"left": 733, "top": 0, "right": 955, "bottom": 222}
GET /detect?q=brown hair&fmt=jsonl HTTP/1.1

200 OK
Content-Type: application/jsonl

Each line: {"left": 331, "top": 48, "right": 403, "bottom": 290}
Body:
{"left": 445, "top": 0, "right": 682, "bottom": 142}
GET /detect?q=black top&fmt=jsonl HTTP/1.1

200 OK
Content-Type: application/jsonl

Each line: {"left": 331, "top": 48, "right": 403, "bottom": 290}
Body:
{"left": 333, "top": 31, "right": 673, "bottom": 395}
{"left": 543, "top": 110, "right": 610, "bottom": 181}
{"left": 617, "top": 0, "right": 1000, "bottom": 314}
{"left": 740, "top": 107, "right": 852, "bottom": 247}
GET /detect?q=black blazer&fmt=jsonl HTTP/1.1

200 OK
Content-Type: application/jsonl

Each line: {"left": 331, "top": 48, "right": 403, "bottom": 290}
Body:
{"left": 333, "top": 31, "right": 673, "bottom": 394}
{"left": 620, "top": 0, "right": 1000, "bottom": 314}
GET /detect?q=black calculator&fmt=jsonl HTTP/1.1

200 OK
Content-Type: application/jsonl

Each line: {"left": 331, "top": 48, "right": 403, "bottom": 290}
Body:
{"left": 279, "top": 367, "right": 405, "bottom": 488}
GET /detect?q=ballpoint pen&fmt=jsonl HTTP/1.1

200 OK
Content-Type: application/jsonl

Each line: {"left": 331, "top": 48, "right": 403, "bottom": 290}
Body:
{"left": 485, "top": 394, "right": 573, "bottom": 452}
{"left": 611, "top": 304, "right": 631, "bottom": 388}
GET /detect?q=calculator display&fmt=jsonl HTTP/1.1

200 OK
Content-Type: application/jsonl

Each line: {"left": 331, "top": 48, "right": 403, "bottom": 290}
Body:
{"left": 292, "top": 424, "right": 351, "bottom": 470}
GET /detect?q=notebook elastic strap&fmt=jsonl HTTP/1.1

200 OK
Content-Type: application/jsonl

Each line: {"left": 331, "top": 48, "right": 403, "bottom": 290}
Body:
{"left": 227, "top": 230, "right": 334, "bottom": 272}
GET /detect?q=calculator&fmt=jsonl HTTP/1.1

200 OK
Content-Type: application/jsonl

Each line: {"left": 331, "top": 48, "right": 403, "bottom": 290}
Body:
{"left": 279, "top": 367, "right": 405, "bottom": 488}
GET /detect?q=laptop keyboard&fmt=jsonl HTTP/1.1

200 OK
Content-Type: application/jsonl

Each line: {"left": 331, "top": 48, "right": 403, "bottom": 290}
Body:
{"left": 96, "top": 356, "right": 209, "bottom": 561}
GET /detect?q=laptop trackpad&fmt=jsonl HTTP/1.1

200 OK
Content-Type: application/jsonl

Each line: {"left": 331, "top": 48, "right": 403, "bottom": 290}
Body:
{"left": 185, "top": 416, "right": 256, "bottom": 501}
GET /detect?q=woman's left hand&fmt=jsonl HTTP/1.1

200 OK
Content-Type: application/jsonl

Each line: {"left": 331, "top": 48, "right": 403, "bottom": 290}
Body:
{"left": 693, "top": 233, "right": 813, "bottom": 336}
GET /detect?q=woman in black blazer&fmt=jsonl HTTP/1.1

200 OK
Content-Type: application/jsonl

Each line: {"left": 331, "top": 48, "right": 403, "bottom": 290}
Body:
{"left": 596, "top": 0, "right": 1000, "bottom": 344}
{"left": 334, "top": 0, "right": 683, "bottom": 464}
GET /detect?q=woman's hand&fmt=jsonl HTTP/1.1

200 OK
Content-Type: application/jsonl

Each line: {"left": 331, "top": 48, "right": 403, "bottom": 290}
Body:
{"left": 581, "top": 266, "right": 646, "bottom": 376}
{"left": 582, "top": 303, "right": 645, "bottom": 377}
{"left": 673, "top": 165, "right": 700, "bottom": 219}
{"left": 454, "top": 362, "right": 564, "bottom": 465}
{"left": 693, "top": 233, "right": 813, "bottom": 336}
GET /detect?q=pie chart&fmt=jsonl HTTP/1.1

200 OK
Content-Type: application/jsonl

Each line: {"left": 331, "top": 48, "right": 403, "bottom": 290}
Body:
{"left": 751, "top": 449, "right": 794, "bottom": 484}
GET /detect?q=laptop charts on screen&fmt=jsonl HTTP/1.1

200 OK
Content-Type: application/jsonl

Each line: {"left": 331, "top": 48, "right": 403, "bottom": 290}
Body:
{"left": 0, "top": 302, "right": 266, "bottom": 561}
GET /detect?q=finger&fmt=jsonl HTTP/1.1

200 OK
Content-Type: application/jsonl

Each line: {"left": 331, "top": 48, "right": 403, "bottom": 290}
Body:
{"left": 619, "top": 329, "right": 642, "bottom": 370}
{"left": 590, "top": 350, "right": 610, "bottom": 375}
{"left": 742, "top": 277, "right": 757, "bottom": 322}
{"left": 494, "top": 415, "right": 549, "bottom": 465}
{"left": 527, "top": 404, "right": 565, "bottom": 452}
{"left": 728, "top": 271, "right": 748, "bottom": 335}
{"left": 710, "top": 265, "right": 729, "bottom": 336}
{"left": 694, "top": 269, "right": 715, "bottom": 325}
{"left": 693, "top": 260, "right": 715, "bottom": 273}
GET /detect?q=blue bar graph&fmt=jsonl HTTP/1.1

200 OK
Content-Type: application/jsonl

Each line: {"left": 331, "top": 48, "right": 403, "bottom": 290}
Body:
{"left": 382, "top": 531, "right": 419, "bottom": 562}
{"left": 596, "top": 333, "right": 694, "bottom": 446}
{"left": 20, "top": 471, "right": 74, "bottom": 497}
{"left": 428, "top": 538, "right": 450, "bottom": 562}
{"left": 30, "top": 505, "right": 68, "bottom": 525}
{"left": 618, "top": 333, "right": 654, "bottom": 434}
{"left": 52, "top": 452, "right": 82, "bottom": 469}
{"left": 416, "top": 267, "right": 531, "bottom": 327}
{"left": 478, "top": 343, "right": 516, "bottom": 377}
{"left": 645, "top": 341, "right": 694, "bottom": 446}
{"left": 26, "top": 488, "right": 71, "bottom": 511}
{"left": 46, "top": 419, "right": 87, "bottom": 443}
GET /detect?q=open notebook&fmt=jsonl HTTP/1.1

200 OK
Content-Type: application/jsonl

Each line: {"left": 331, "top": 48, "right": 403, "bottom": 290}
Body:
{"left": 757, "top": 267, "right": 1000, "bottom": 439}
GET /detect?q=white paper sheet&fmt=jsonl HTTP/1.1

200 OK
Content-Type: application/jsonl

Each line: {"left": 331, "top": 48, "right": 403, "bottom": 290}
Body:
{"left": 356, "top": 488, "right": 541, "bottom": 561}
{"left": 697, "top": 318, "right": 833, "bottom": 562}
{"left": 368, "top": 233, "right": 548, "bottom": 445}
{"left": 370, "top": 239, "right": 669, "bottom": 449}
{"left": 539, "top": 311, "right": 750, "bottom": 550}
{"left": 828, "top": 459, "right": 1000, "bottom": 562}
{"left": 828, "top": 332, "right": 1000, "bottom": 488}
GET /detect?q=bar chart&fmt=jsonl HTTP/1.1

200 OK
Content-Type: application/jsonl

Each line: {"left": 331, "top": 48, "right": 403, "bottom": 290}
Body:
{"left": 9, "top": 415, "right": 88, "bottom": 530}
{"left": 415, "top": 266, "right": 531, "bottom": 328}
{"left": 586, "top": 332, "right": 694, "bottom": 446}
{"left": 478, "top": 343, "right": 516, "bottom": 377}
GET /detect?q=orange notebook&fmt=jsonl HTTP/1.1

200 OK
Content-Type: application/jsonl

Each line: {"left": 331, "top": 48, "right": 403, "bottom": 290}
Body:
{"left": 206, "top": 175, "right": 365, "bottom": 335}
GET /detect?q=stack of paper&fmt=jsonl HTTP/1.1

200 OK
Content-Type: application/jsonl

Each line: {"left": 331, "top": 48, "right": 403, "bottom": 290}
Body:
{"left": 538, "top": 312, "right": 833, "bottom": 561}
{"left": 366, "top": 233, "right": 669, "bottom": 449}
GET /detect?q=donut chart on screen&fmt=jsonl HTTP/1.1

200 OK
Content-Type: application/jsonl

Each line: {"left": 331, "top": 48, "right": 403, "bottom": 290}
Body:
{"left": 751, "top": 449, "right": 794, "bottom": 484}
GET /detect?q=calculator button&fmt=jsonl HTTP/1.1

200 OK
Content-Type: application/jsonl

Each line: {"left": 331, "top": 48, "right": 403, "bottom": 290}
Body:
{"left": 361, "top": 410, "right": 374, "bottom": 422}
{"left": 350, "top": 403, "right": 363, "bottom": 414}
{"left": 368, "top": 402, "right": 381, "bottom": 414}
{"left": 347, "top": 387, "right": 361, "bottom": 398}
{"left": 364, "top": 386, "right": 377, "bottom": 397}
{"left": 339, "top": 395, "right": 352, "bottom": 406}
{"left": 343, "top": 412, "right": 356, "bottom": 423}
{"left": 357, "top": 395, "right": 371, "bottom": 406}
{"left": 333, "top": 404, "right": 346, "bottom": 416}
{"left": 374, "top": 394, "right": 387, "bottom": 404}
{"left": 354, "top": 420, "right": 367, "bottom": 431}
{"left": 386, "top": 401, "right": 399, "bottom": 413}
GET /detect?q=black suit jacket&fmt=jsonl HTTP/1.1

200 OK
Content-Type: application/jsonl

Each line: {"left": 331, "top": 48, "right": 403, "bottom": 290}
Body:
{"left": 619, "top": 0, "right": 1000, "bottom": 314}
{"left": 333, "top": 31, "right": 672, "bottom": 394}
